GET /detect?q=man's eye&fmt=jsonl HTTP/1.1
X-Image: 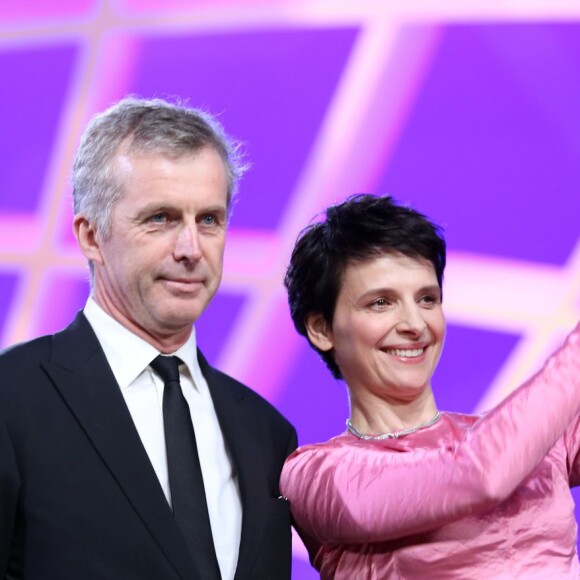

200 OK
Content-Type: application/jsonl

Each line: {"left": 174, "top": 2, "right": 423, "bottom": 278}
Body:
{"left": 201, "top": 215, "right": 216, "bottom": 225}
{"left": 149, "top": 213, "right": 167, "bottom": 223}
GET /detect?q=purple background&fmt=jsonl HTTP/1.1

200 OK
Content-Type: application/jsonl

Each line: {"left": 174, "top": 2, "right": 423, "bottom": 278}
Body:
{"left": 1, "top": 3, "right": 579, "bottom": 578}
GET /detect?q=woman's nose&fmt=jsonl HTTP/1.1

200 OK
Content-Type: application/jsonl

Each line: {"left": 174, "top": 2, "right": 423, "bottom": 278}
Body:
{"left": 396, "top": 303, "right": 427, "bottom": 334}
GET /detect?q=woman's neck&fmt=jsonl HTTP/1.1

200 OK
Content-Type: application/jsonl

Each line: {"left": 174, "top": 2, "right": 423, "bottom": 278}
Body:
{"left": 348, "top": 387, "right": 438, "bottom": 436}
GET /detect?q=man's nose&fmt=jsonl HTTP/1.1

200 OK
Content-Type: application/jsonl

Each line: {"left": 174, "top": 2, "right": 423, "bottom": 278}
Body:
{"left": 174, "top": 223, "right": 203, "bottom": 261}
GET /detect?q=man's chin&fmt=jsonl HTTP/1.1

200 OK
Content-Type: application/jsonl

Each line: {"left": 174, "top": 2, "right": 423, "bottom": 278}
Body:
{"left": 158, "top": 307, "right": 205, "bottom": 330}
{"left": 147, "top": 293, "right": 214, "bottom": 332}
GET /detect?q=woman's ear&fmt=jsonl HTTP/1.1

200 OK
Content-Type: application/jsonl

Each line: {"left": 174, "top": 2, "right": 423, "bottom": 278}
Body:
{"left": 305, "top": 313, "right": 334, "bottom": 352}
{"left": 73, "top": 214, "right": 104, "bottom": 265}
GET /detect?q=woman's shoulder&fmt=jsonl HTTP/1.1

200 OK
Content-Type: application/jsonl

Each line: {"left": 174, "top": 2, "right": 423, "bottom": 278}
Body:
{"left": 284, "top": 431, "right": 369, "bottom": 464}
{"left": 292, "top": 432, "right": 352, "bottom": 452}
{"left": 436, "top": 411, "right": 479, "bottom": 438}
{"left": 441, "top": 410, "right": 479, "bottom": 426}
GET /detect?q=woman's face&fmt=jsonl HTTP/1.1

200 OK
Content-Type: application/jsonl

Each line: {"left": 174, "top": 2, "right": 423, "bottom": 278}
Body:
{"left": 309, "top": 253, "right": 446, "bottom": 402}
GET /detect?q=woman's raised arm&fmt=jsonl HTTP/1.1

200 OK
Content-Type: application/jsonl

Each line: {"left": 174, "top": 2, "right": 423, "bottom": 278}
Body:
{"left": 281, "top": 323, "right": 580, "bottom": 544}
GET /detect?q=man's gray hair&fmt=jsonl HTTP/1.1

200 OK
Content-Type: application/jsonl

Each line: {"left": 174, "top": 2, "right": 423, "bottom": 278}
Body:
{"left": 72, "top": 96, "right": 247, "bottom": 236}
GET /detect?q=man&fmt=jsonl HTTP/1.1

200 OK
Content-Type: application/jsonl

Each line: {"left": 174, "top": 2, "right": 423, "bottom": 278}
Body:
{"left": 0, "top": 97, "right": 297, "bottom": 579}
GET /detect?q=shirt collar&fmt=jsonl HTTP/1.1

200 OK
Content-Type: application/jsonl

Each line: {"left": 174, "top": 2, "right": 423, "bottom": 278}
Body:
{"left": 83, "top": 298, "right": 202, "bottom": 391}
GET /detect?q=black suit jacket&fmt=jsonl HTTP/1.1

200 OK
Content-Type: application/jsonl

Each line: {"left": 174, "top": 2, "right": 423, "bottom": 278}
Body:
{"left": 0, "top": 312, "right": 297, "bottom": 580}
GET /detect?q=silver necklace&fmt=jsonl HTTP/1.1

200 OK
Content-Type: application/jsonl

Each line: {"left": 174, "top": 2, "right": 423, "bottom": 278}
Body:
{"left": 346, "top": 411, "right": 442, "bottom": 440}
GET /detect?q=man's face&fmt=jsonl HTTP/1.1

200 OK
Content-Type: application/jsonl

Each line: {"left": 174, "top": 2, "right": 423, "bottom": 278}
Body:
{"left": 86, "top": 146, "right": 228, "bottom": 348}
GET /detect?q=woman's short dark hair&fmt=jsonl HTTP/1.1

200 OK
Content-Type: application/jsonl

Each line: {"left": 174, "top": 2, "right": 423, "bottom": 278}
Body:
{"left": 284, "top": 194, "right": 446, "bottom": 379}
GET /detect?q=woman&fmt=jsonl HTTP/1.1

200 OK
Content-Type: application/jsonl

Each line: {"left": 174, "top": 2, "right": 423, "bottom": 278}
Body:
{"left": 281, "top": 194, "right": 580, "bottom": 579}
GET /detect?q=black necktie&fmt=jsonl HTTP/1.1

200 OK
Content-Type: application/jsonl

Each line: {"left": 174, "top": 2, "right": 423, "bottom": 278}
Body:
{"left": 150, "top": 355, "right": 221, "bottom": 580}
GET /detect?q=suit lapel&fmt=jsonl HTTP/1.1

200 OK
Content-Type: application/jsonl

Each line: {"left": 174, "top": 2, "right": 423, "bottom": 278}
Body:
{"left": 43, "top": 312, "right": 201, "bottom": 580}
{"left": 198, "top": 351, "right": 270, "bottom": 580}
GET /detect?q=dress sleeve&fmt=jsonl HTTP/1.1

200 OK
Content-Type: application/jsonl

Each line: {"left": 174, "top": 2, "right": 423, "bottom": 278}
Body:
{"left": 280, "top": 323, "right": 580, "bottom": 544}
{"left": 562, "top": 413, "right": 580, "bottom": 487}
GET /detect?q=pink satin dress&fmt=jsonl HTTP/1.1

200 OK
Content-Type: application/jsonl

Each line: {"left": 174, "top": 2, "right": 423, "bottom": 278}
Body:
{"left": 281, "top": 326, "right": 580, "bottom": 579}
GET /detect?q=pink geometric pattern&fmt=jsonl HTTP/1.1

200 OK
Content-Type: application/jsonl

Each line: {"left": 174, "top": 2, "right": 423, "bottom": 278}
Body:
{"left": 1, "top": 3, "right": 580, "bottom": 578}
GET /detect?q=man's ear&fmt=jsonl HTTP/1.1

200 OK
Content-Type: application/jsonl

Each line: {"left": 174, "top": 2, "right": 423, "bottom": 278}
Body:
{"left": 304, "top": 313, "right": 334, "bottom": 352}
{"left": 73, "top": 214, "right": 104, "bottom": 265}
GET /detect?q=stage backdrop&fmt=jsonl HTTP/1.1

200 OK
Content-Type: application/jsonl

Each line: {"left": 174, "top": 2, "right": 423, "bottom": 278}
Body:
{"left": 1, "top": 2, "right": 579, "bottom": 578}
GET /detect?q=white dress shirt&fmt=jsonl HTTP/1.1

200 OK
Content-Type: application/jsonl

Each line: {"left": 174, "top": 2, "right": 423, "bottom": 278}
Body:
{"left": 84, "top": 298, "right": 242, "bottom": 580}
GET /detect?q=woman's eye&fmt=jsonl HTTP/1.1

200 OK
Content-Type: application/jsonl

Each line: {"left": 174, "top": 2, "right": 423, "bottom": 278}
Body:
{"left": 420, "top": 295, "right": 439, "bottom": 307}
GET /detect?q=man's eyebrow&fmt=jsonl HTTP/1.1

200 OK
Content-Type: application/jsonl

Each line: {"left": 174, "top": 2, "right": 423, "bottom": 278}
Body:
{"left": 198, "top": 204, "right": 227, "bottom": 214}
